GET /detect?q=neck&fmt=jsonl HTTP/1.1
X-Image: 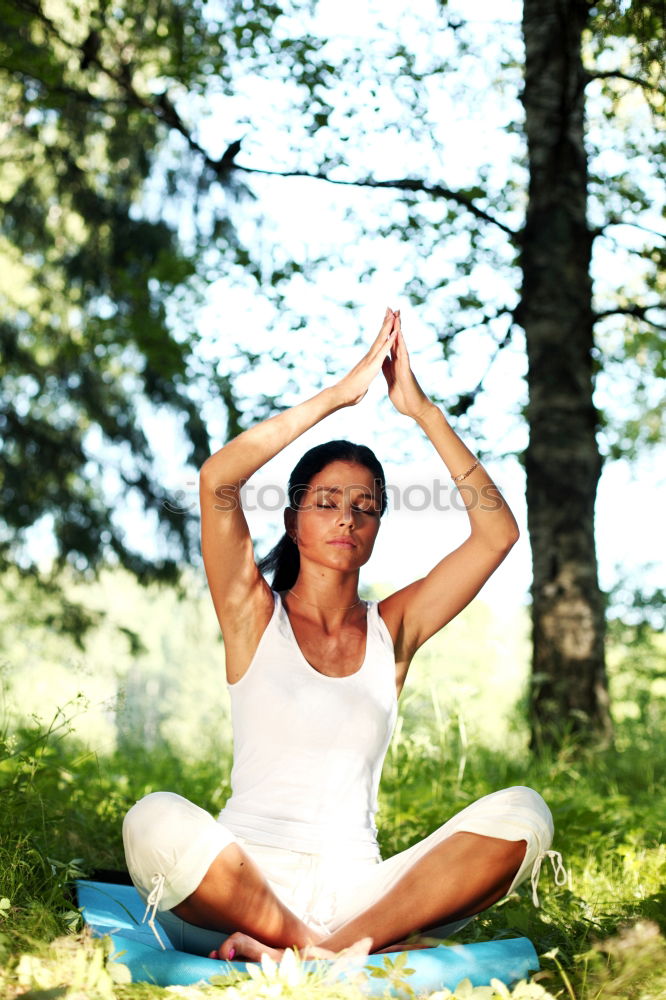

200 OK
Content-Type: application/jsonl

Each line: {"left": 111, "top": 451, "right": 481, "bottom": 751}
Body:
{"left": 288, "top": 588, "right": 361, "bottom": 612}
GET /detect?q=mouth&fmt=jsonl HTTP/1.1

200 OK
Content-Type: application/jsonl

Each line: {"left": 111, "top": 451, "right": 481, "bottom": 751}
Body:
{"left": 328, "top": 539, "right": 357, "bottom": 548}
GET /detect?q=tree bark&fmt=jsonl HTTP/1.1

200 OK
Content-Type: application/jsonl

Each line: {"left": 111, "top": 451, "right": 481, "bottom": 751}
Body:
{"left": 520, "top": 0, "right": 613, "bottom": 746}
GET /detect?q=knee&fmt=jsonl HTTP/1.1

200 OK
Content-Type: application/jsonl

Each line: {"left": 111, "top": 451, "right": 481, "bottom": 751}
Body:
{"left": 122, "top": 791, "right": 182, "bottom": 868}
{"left": 122, "top": 792, "right": 235, "bottom": 910}
{"left": 123, "top": 791, "right": 183, "bottom": 843}
{"left": 493, "top": 786, "right": 554, "bottom": 849}
{"left": 506, "top": 785, "right": 551, "bottom": 814}
{"left": 518, "top": 786, "right": 554, "bottom": 848}
{"left": 122, "top": 791, "right": 206, "bottom": 895}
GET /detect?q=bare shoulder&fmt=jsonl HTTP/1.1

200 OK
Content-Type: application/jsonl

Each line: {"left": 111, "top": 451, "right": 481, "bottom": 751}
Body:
{"left": 221, "top": 577, "right": 277, "bottom": 684}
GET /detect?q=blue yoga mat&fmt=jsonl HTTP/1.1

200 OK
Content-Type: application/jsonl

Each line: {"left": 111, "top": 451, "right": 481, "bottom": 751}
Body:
{"left": 77, "top": 880, "right": 539, "bottom": 995}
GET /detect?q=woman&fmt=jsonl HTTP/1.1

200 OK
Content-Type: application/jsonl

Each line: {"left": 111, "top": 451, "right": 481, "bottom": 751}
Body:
{"left": 123, "top": 308, "right": 564, "bottom": 962}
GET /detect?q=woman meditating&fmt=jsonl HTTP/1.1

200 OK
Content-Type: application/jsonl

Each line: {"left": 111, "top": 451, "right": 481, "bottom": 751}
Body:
{"left": 123, "top": 308, "right": 562, "bottom": 962}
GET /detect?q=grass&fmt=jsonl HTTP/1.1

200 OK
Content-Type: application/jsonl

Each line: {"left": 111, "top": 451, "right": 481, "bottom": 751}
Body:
{"left": 1, "top": 689, "right": 665, "bottom": 1000}
{"left": 1, "top": 596, "right": 665, "bottom": 1000}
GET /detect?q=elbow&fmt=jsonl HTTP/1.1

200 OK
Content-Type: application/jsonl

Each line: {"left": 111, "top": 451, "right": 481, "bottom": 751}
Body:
{"left": 199, "top": 454, "right": 217, "bottom": 481}
{"left": 499, "top": 523, "right": 520, "bottom": 553}
{"left": 480, "top": 522, "right": 520, "bottom": 555}
{"left": 500, "top": 515, "right": 520, "bottom": 548}
{"left": 507, "top": 524, "right": 520, "bottom": 550}
{"left": 494, "top": 506, "right": 520, "bottom": 552}
{"left": 199, "top": 455, "right": 233, "bottom": 487}
{"left": 199, "top": 458, "right": 216, "bottom": 493}
{"left": 199, "top": 460, "right": 244, "bottom": 505}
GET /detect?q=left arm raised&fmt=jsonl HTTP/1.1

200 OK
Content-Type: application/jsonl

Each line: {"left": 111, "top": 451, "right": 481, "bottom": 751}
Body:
{"left": 378, "top": 314, "right": 519, "bottom": 686}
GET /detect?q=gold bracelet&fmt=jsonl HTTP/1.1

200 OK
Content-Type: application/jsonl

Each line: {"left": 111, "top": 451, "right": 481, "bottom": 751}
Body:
{"left": 452, "top": 459, "right": 480, "bottom": 484}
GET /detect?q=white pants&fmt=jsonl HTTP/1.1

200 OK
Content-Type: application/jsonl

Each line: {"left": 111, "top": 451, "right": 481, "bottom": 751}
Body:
{"left": 122, "top": 786, "right": 561, "bottom": 955}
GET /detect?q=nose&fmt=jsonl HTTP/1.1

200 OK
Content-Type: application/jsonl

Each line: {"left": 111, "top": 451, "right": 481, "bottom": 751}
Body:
{"left": 338, "top": 504, "right": 354, "bottom": 528}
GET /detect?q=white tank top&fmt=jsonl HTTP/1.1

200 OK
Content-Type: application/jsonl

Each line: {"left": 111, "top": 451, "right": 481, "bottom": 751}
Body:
{"left": 217, "top": 590, "right": 398, "bottom": 859}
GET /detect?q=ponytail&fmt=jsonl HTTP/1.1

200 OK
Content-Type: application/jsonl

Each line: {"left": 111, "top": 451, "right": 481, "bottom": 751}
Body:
{"left": 257, "top": 532, "right": 300, "bottom": 591}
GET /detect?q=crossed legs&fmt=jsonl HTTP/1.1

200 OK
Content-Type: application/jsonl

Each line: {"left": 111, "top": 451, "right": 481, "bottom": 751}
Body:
{"left": 175, "top": 831, "right": 526, "bottom": 961}
{"left": 171, "top": 841, "right": 315, "bottom": 951}
{"left": 123, "top": 787, "right": 552, "bottom": 962}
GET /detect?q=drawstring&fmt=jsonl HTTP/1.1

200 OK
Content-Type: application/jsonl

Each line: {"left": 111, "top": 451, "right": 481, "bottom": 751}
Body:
{"left": 531, "top": 850, "right": 568, "bottom": 907}
{"left": 141, "top": 872, "right": 167, "bottom": 950}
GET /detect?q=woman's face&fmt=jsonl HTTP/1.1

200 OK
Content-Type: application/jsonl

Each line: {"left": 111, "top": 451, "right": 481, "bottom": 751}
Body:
{"left": 286, "top": 460, "right": 383, "bottom": 572}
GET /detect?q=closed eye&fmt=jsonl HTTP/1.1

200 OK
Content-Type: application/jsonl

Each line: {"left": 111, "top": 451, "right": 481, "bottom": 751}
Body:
{"left": 316, "top": 502, "right": 374, "bottom": 515}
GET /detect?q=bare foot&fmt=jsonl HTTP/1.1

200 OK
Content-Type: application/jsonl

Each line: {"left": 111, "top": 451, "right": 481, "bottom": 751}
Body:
{"left": 209, "top": 933, "right": 373, "bottom": 964}
{"left": 209, "top": 932, "right": 284, "bottom": 962}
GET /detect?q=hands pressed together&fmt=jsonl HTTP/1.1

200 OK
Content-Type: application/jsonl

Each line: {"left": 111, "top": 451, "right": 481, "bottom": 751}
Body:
{"left": 334, "top": 308, "right": 433, "bottom": 421}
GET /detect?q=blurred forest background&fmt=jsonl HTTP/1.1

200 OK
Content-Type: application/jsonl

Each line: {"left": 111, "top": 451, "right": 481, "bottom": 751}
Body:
{"left": 0, "top": 0, "right": 665, "bottom": 997}
{"left": 1, "top": 0, "right": 664, "bottom": 745}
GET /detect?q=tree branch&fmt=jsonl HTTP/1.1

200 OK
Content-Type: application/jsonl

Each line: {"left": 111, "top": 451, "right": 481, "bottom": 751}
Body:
{"left": 597, "top": 217, "right": 666, "bottom": 241}
{"left": 234, "top": 165, "right": 517, "bottom": 235}
{"left": 438, "top": 306, "right": 517, "bottom": 343}
{"left": 586, "top": 69, "right": 666, "bottom": 98}
{"left": 435, "top": 309, "right": 517, "bottom": 416}
{"left": 15, "top": 3, "right": 516, "bottom": 237}
{"left": 594, "top": 304, "right": 666, "bottom": 332}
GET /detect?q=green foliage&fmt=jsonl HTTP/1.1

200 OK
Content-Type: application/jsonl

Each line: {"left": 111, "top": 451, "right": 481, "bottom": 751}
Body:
{"left": 0, "top": 0, "right": 380, "bottom": 588}
{"left": 582, "top": 2, "right": 666, "bottom": 460}
{"left": 590, "top": 0, "right": 666, "bottom": 79}
{"left": 0, "top": 565, "right": 233, "bottom": 761}
{"left": 605, "top": 578, "right": 666, "bottom": 726}
{"left": 0, "top": 0, "right": 221, "bottom": 586}
{"left": 1, "top": 636, "right": 665, "bottom": 998}
{"left": 1, "top": 0, "right": 663, "bottom": 694}
{"left": 366, "top": 951, "right": 418, "bottom": 997}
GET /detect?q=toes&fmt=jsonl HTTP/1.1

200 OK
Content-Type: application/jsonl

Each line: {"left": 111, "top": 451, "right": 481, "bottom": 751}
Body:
{"left": 218, "top": 936, "right": 241, "bottom": 961}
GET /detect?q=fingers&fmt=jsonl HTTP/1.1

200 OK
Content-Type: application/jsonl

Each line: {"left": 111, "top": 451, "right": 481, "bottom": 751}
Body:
{"left": 393, "top": 314, "right": 410, "bottom": 366}
{"left": 368, "top": 310, "right": 398, "bottom": 367}
{"left": 375, "top": 307, "right": 396, "bottom": 345}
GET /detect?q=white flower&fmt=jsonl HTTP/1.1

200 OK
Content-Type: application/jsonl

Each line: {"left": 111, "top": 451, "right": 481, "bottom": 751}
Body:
{"left": 246, "top": 961, "right": 267, "bottom": 982}
{"left": 163, "top": 987, "right": 211, "bottom": 1000}
{"left": 448, "top": 981, "right": 495, "bottom": 999}
{"left": 277, "top": 947, "right": 305, "bottom": 986}
{"left": 509, "top": 981, "right": 557, "bottom": 999}
{"left": 261, "top": 952, "right": 279, "bottom": 979}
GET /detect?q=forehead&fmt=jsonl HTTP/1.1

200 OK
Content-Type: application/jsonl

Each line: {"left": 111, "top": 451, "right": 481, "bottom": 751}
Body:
{"left": 307, "top": 461, "right": 378, "bottom": 494}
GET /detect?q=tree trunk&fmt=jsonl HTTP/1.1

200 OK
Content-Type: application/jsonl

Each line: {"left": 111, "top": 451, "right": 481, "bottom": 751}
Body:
{"left": 520, "top": 0, "right": 613, "bottom": 746}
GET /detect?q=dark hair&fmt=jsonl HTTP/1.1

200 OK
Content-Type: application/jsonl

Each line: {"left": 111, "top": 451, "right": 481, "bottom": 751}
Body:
{"left": 257, "top": 440, "right": 387, "bottom": 591}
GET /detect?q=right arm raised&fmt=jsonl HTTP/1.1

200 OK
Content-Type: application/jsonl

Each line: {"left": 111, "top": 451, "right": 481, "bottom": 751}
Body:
{"left": 200, "top": 385, "right": 344, "bottom": 630}
{"left": 199, "top": 309, "right": 398, "bottom": 633}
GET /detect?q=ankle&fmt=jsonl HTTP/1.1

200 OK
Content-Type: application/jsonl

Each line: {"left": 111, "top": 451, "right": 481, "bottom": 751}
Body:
{"left": 282, "top": 917, "right": 322, "bottom": 950}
